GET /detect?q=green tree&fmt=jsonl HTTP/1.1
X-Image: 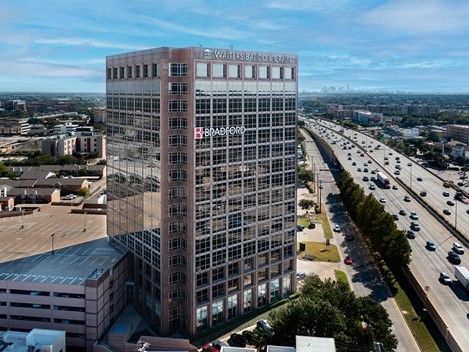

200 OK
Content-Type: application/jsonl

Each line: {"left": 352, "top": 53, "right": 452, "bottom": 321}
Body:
{"left": 297, "top": 167, "right": 315, "bottom": 183}
{"left": 76, "top": 187, "right": 90, "bottom": 198}
{"left": 298, "top": 199, "right": 314, "bottom": 214}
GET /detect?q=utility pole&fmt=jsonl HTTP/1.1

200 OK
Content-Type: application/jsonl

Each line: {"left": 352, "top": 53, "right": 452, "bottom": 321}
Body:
{"left": 51, "top": 233, "right": 55, "bottom": 255}
{"left": 319, "top": 180, "right": 322, "bottom": 213}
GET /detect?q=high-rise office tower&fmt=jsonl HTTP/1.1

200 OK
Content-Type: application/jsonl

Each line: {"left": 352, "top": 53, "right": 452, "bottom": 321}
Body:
{"left": 106, "top": 47, "right": 298, "bottom": 336}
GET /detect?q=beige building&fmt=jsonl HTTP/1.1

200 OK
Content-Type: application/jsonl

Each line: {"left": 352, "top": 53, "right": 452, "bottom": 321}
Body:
{"left": 42, "top": 135, "right": 106, "bottom": 159}
{"left": 446, "top": 124, "right": 469, "bottom": 144}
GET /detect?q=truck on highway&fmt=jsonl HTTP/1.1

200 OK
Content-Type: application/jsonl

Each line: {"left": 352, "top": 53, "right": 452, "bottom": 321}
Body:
{"left": 455, "top": 266, "right": 469, "bottom": 291}
{"left": 377, "top": 172, "right": 391, "bottom": 189}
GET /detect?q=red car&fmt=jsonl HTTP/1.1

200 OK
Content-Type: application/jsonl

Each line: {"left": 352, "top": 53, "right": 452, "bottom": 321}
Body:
{"left": 344, "top": 256, "right": 353, "bottom": 265}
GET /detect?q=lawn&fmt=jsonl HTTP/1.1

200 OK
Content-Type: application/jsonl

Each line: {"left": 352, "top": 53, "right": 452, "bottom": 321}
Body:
{"left": 334, "top": 270, "right": 350, "bottom": 289}
{"left": 297, "top": 213, "right": 333, "bottom": 239}
{"left": 297, "top": 241, "right": 340, "bottom": 262}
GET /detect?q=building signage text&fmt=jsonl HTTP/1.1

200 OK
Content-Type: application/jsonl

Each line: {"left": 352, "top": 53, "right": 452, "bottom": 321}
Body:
{"left": 195, "top": 126, "right": 246, "bottom": 139}
{"left": 206, "top": 50, "right": 294, "bottom": 63}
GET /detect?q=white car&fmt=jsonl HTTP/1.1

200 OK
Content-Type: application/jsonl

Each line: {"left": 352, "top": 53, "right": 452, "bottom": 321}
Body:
{"left": 379, "top": 197, "right": 386, "bottom": 203}
{"left": 334, "top": 224, "right": 341, "bottom": 232}
{"left": 453, "top": 242, "right": 465, "bottom": 254}
{"left": 410, "top": 212, "right": 419, "bottom": 220}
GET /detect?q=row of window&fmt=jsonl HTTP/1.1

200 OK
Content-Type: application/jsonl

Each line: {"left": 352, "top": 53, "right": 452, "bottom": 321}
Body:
{"left": 196, "top": 62, "right": 295, "bottom": 80}
{"left": 107, "top": 62, "right": 295, "bottom": 81}
{"left": 195, "top": 98, "right": 296, "bottom": 114}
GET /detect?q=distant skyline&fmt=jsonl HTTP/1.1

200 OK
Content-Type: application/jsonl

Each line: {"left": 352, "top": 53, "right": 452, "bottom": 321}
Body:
{"left": 0, "top": 0, "right": 468, "bottom": 93}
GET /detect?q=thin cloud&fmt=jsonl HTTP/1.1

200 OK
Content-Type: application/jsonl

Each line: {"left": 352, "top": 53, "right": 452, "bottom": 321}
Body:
{"left": 35, "top": 38, "right": 147, "bottom": 51}
{"left": 0, "top": 59, "right": 101, "bottom": 78}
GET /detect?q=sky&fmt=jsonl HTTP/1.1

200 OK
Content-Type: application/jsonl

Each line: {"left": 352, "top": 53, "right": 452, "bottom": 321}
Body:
{"left": 0, "top": 0, "right": 468, "bottom": 93}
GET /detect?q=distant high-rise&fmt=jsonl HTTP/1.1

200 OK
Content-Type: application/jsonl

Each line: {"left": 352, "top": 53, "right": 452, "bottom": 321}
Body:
{"left": 106, "top": 47, "right": 298, "bottom": 335}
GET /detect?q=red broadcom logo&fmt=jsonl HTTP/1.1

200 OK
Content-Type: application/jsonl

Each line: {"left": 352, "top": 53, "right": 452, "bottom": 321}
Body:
{"left": 194, "top": 127, "right": 203, "bottom": 139}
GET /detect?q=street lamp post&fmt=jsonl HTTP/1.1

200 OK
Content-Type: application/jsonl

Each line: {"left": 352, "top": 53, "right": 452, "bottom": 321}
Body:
{"left": 410, "top": 164, "right": 413, "bottom": 191}
{"left": 83, "top": 212, "right": 87, "bottom": 232}
{"left": 455, "top": 199, "right": 458, "bottom": 230}
{"left": 51, "top": 233, "right": 55, "bottom": 255}
{"left": 319, "top": 180, "right": 322, "bottom": 213}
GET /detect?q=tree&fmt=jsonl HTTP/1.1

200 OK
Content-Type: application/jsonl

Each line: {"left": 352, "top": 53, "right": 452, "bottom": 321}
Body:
{"left": 298, "top": 199, "right": 314, "bottom": 214}
{"left": 77, "top": 187, "right": 90, "bottom": 198}
{"left": 263, "top": 275, "right": 397, "bottom": 351}
{"left": 297, "top": 167, "right": 315, "bottom": 183}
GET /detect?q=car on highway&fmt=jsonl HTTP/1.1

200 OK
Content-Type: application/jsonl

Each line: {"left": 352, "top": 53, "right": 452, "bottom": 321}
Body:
{"left": 371, "top": 170, "right": 376, "bottom": 174}
{"left": 467, "top": 209, "right": 469, "bottom": 214}
{"left": 392, "top": 214, "right": 399, "bottom": 220}
{"left": 394, "top": 170, "right": 400, "bottom": 175}
{"left": 443, "top": 191, "right": 450, "bottom": 197}
{"left": 363, "top": 168, "right": 368, "bottom": 172}
{"left": 385, "top": 161, "right": 390, "bottom": 165}
{"left": 357, "top": 168, "right": 362, "bottom": 172}
{"left": 447, "top": 251, "right": 461, "bottom": 264}
{"left": 410, "top": 222, "right": 420, "bottom": 231}
{"left": 379, "top": 197, "right": 386, "bottom": 203}
{"left": 399, "top": 209, "right": 407, "bottom": 215}
{"left": 417, "top": 177, "right": 423, "bottom": 181}
{"left": 362, "top": 176, "right": 369, "bottom": 181}
{"left": 347, "top": 156, "right": 352, "bottom": 160}
{"left": 407, "top": 163, "right": 412, "bottom": 166}
{"left": 392, "top": 185, "right": 398, "bottom": 190}
{"left": 447, "top": 200, "right": 455, "bottom": 206}
{"left": 369, "top": 184, "right": 376, "bottom": 190}
{"left": 443, "top": 209, "right": 452, "bottom": 215}
{"left": 420, "top": 191, "right": 427, "bottom": 197}
{"left": 344, "top": 256, "right": 353, "bottom": 265}
{"left": 410, "top": 212, "right": 419, "bottom": 220}
{"left": 426, "top": 240, "right": 437, "bottom": 251}
{"left": 384, "top": 157, "right": 389, "bottom": 160}
{"left": 439, "top": 272, "right": 452, "bottom": 285}
{"left": 452, "top": 242, "right": 465, "bottom": 254}
{"left": 334, "top": 224, "right": 341, "bottom": 232}
{"left": 404, "top": 195, "right": 411, "bottom": 202}
{"left": 407, "top": 230, "right": 416, "bottom": 239}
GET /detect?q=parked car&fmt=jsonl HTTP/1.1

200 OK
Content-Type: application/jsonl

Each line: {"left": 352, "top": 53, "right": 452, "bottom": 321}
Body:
{"left": 334, "top": 224, "right": 341, "bottom": 232}
{"left": 344, "top": 256, "right": 353, "bottom": 265}
{"left": 296, "top": 225, "right": 304, "bottom": 232}
{"left": 296, "top": 271, "right": 306, "bottom": 280}
{"left": 439, "top": 272, "right": 452, "bottom": 285}
{"left": 242, "top": 331, "right": 254, "bottom": 344}
{"left": 212, "top": 340, "right": 229, "bottom": 351}
{"left": 256, "top": 320, "right": 273, "bottom": 334}
{"left": 230, "top": 333, "right": 247, "bottom": 347}
{"left": 426, "top": 240, "right": 437, "bottom": 251}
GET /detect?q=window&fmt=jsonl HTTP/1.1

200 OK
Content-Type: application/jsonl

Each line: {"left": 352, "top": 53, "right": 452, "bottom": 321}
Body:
{"left": 169, "top": 82, "right": 188, "bottom": 95}
{"left": 228, "top": 295, "right": 237, "bottom": 319}
{"left": 120, "top": 67, "right": 125, "bottom": 79}
{"left": 169, "top": 221, "right": 187, "bottom": 234}
{"left": 107, "top": 68, "right": 112, "bottom": 79}
{"left": 169, "top": 152, "right": 187, "bottom": 164}
{"left": 196, "top": 289, "right": 208, "bottom": 303}
{"left": 169, "top": 135, "right": 187, "bottom": 147}
{"left": 169, "top": 204, "right": 187, "bottom": 216}
{"left": 170, "top": 255, "right": 186, "bottom": 268}
{"left": 169, "top": 272, "right": 186, "bottom": 285}
{"left": 127, "top": 65, "right": 133, "bottom": 78}
{"left": 112, "top": 67, "right": 118, "bottom": 79}
{"left": 196, "top": 99, "right": 211, "bottom": 114}
{"left": 212, "top": 63, "right": 226, "bottom": 78}
{"left": 153, "top": 63, "right": 160, "bottom": 77}
{"left": 213, "top": 267, "right": 224, "bottom": 281}
{"left": 169, "top": 117, "right": 187, "bottom": 130}
{"left": 197, "top": 63, "right": 210, "bottom": 77}
{"left": 143, "top": 64, "right": 149, "bottom": 78}
{"left": 169, "top": 186, "right": 187, "bottom": 199}
{"left": 197, "top": 272, "right": 208, "bottom": 287}
{"left": 259, "top": 66, "right": 269, "bottom": 79}
{"left": 136, "top": 65, "right": 141, "bottom": 78}
{"left": 212, "top": 300, "right": 224, "bottom": 325}
{"left": 284, "top": 67, "right": 294, "bottom": 80}
{"left": 229, "top": 64, "right": 240, "bottom": 78}
{"left": 243, "top": 289, "right": 252, "bottom": 313}
{"left": 169, "top": 169, "right": 187, "bottom": 182}
{"left": 244, "top": 65, "right": 255, "bottom": 79}
{"left": 170, "top": 63, "right": 188, "bottom": 77}
{"left": 170, "top": 237, "right": 187, "bottom": 251}
{"left": 169, "top": 100, "right": 187, "bottom": 112}
{"left": 271, "top": 66, "right": 281, "bottom": 79}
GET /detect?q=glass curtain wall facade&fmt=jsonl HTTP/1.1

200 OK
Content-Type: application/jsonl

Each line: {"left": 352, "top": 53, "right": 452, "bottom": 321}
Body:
{"left": 106, "top": 47, "right": 298, "bottom": 336}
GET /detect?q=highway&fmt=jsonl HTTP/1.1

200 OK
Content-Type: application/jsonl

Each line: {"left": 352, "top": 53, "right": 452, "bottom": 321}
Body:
{"left": 304, "top": 118, "right": 469, "bottom": 351}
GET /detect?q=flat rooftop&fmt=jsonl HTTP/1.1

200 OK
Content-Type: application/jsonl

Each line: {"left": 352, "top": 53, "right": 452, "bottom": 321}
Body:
{"left": 0, "top": 204, "right": 123, "bottom": 286}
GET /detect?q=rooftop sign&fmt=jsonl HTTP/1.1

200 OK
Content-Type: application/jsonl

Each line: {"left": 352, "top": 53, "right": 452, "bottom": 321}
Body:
{"left": 203, "top": 49, "right": 294, "bottom": 63}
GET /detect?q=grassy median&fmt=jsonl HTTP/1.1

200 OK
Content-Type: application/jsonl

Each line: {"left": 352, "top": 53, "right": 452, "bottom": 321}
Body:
{"left": 297, "top": 241, "right": 340, "bottom": 262}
